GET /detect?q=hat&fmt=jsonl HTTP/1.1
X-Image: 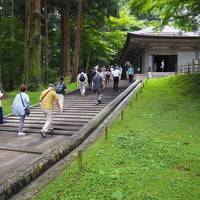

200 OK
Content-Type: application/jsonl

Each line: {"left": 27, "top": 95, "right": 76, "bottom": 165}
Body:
{"left": 48, "top": 84, "right": 55, "bottom": 88}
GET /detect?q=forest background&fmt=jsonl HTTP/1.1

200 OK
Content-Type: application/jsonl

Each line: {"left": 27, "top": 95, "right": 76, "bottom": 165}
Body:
{"left": 0, "top": 0, "right": 199, "bottom": 92}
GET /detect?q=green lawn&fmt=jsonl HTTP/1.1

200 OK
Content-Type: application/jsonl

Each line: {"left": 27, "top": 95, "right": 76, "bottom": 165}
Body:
{"left": 2, "top": 82, "right": 76, "bottom": 115}
{"left": 34, "top": 75, "right": 200, "bottom": 200}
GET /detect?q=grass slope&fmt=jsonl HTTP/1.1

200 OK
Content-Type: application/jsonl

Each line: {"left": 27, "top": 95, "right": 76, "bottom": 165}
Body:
{"left": 34, "top": 75, "right": 200, "bottom": 200}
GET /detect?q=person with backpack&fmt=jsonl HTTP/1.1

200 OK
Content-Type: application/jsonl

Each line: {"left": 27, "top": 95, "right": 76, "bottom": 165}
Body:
{"left": 12, "top": 84, "right": 30, "bottom": 136}
{"left": 105, "top": 68, "right": 111, "bottom": 88}
{"left": 56, "top": 77, "right": 66, "bottom": 112}
{"left": 40, "top": 84, "right": 61, "bottom": 138}
{"left": 77, "top": 69, "right": 88, "bottom": 96}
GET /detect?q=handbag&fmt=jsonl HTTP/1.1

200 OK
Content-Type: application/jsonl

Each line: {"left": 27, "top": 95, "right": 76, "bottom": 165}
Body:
{"left": 20, "top": 93, "right": 30, "bottom": 116}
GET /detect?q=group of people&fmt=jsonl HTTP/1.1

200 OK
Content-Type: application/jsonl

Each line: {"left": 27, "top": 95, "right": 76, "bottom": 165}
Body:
{"left": 77, "top": 64, "right": 124, "bottom": 94}
{"left": 0, "top": 62, "right": 136, "bottom": 138}
{"left": 76, "top": 64, "right": 125, "bottom": 104}
{"left": 11, "top": 77, "right": 66, "bottom": 137}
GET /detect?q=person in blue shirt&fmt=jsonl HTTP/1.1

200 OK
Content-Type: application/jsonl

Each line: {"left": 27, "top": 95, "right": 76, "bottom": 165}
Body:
{"left": 12, "top": 84, "right": 30, "bottom": 136}
{"left": 127, "top": 64, "right": 134, "bottom": 83}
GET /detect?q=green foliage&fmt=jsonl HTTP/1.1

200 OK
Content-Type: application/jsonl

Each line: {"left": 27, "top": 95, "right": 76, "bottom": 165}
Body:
{"left": 0, "top": 17, "right": 24, "bottom": 90}
{"left": 168, "top": 74, "right": 200, "bottom": 97}
{"left": 34, "top": 75, "right": 200, "bottom": 200}
{"left": 130, "top": 0, "right": 200, "bottom": 31}
{"left": 81, "top": 7, "right": 144, "bottom": 66}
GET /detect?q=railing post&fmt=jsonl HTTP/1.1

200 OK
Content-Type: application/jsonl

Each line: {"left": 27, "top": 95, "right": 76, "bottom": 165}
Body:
{"left": 192, "top": 62, "right": 194, "bottom": 73}
{"left": 188, "top": 62, "right": 190, "bottom": 74}
{"left": 78, "top": 150, "right": 83, "bottom": 170}
{"left": 130, "top": 100, "right": 133, "bottom": 109}
{"left": 105, "top": 127, "right": 108, "bottom": 140}
{"left": 184, "top": 63, "right": 187, "bottom": 74}
{"left": 121, "top": 110, "right": 124, "bottom": 120}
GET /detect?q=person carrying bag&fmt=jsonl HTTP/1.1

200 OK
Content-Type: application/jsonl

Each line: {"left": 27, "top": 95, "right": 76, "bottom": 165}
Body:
{"left": 12, "top": 84, "right": 30, "bottom": 136}
{"left": 20, "top": 93, "right": 30, "bottom": 116}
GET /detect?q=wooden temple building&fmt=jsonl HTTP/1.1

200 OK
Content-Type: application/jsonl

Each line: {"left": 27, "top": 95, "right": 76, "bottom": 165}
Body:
{"left": 120, "top": 26, "right": 200, "bottom": 73}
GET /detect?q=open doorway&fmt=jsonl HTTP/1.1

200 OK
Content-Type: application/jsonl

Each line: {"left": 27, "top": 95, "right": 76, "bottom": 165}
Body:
{"left": 153, "top": 55, "right": 177, "bottom": 72}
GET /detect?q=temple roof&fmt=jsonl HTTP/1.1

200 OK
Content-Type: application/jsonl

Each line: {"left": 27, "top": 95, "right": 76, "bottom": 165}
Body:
{"left": 131, "top": 26, "right": 200, "bottom": 37}
{"left": 120, "top": 26, "right": 200, "bottom": 64}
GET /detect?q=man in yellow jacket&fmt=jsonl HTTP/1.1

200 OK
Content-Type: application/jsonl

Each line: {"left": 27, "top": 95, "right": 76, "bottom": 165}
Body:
{"left": 40, "top": 84, "right": 61, "bottom": 138}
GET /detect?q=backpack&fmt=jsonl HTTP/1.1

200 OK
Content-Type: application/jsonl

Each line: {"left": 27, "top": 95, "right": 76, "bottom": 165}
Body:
{"left": 56, "top": 83, "right": 64, "bottom": 94}
{"left": 79, "top": 74, "right": 85, "bottom": 82}
{"left": 106, "top": 71, "right": 110, "bottom": 77}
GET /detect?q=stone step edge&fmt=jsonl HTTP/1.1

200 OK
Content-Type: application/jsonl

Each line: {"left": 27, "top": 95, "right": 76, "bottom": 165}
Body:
{"left": 9, "top": 80, "right": 144, "bottom": 200}
{"left": 1, "top": 80, "right": 141, "bottom": 200}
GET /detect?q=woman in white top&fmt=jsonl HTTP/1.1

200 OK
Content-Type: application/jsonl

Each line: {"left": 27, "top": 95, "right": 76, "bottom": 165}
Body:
{"left": 12, "top": 84, "right": 30, "bottom": 136}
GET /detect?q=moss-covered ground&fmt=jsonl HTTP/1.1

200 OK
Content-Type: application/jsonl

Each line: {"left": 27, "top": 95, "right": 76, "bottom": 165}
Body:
{"left": 34, "top": 74, "right": 200, "bottom": 200}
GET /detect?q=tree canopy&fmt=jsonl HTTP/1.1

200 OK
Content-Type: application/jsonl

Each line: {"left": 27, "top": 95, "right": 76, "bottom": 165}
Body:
{"left": 0, "top": 0, "right": 144, "bottom": 91}
{"left": 129, "top": 0, "right": 200, "bottom": 31}
{"left": 2, "top": 0, "right": 198, "bottom": 91}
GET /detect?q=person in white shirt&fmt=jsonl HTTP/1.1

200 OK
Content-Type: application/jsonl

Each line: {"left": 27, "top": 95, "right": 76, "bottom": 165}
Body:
{"left": 119, "top": 65, "right": 122, "bottom": 80}
{"left": 112, "top": 66, "right": 121, "bottom": 91}
{"left": 77, "top": 70, "right": 88, "bottom": 96}
{"left": 160, "top": 59, "right": 165, "bottom": 72}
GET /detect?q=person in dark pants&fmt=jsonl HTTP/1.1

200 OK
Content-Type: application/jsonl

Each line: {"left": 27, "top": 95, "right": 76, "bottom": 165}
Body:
{"left": 0, "top": 90, "right": 4, "bottom": 124}
{"left": 55, "top": 77, "right": 66, "bottom": 112}
{"left": 112, "top": 67, "right": 121, "bottom": 91}
{"left": 127, "top": 65, "right": 134, "bottom": 83}
{"left": 87, "top": 69, "right": 95, "bottom": 88}
{"left": 92, "top": 69, "right": 104, "bottom": 105}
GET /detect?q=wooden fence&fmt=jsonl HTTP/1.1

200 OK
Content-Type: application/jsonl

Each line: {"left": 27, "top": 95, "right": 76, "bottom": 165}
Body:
{"left": 177, "top": 60, "right": 200, "bottom": 74}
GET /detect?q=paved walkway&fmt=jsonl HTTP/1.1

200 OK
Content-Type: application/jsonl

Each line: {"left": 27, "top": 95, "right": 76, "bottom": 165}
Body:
{"left": 0, "top": 80, "right": 130, "bottom": 191}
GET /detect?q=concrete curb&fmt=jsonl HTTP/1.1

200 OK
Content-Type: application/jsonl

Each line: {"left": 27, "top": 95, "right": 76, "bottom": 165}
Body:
{"left": 2, "top": 81, "right": 141, "bottom": 199}
{"left": 9, "top": 80, "right": 144, "bottom": 200}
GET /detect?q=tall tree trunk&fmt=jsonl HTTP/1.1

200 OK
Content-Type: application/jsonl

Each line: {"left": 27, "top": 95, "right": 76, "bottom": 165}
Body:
{"left": 71, "top": 0, "right": 83, "bottom": 82}
{"left": 0, "top": 0, "right": 6, "bottom": 94}
{"left": 62, "top": 0, "right": 71, "bottom": 76}
{"left": 43, "top": 0, "right": 48, "bottom": 83}
{"left": 24, "top": 0, "right": 41, "bottom": 89}
{"left": 86, "top": 51, "right": 91, "bottom": 73}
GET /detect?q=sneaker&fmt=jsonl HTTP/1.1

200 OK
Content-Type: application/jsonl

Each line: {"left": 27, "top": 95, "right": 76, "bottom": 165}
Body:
{"left": 18, "top": 132, "right": 26, "bottom": 136}
{"left": 40, "top": 130, "right": 46, "bottom": 138}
